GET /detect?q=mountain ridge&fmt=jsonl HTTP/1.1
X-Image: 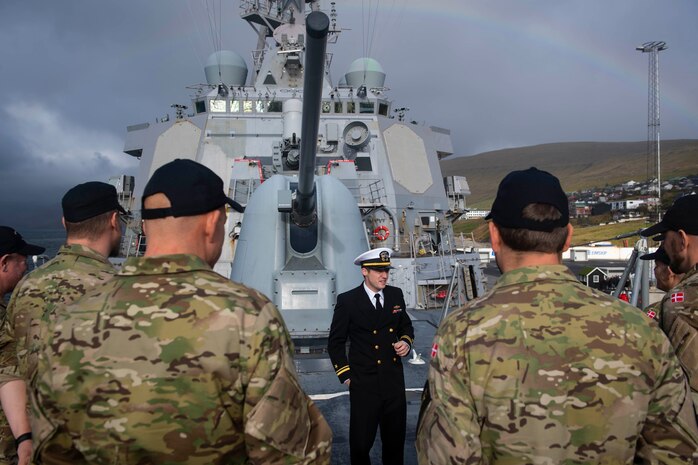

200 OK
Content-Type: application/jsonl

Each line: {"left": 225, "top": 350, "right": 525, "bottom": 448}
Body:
{"left": 441, "top": 139, "right": 698, "bottom": 208}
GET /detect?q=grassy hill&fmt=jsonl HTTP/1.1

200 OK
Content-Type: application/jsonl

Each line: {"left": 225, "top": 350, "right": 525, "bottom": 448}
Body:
{"left": 453, "top": 218, "right": 654, "bottom": 248}
{"left": 441, "top": 139, "right": 698, "bottom": 209}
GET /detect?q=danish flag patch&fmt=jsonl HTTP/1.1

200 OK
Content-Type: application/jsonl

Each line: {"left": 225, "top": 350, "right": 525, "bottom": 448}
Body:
{"left": 431, "top": 343, "right": 439, "bottom": 358}
{"left": 671, "top": 292, "right": 685, "bottom": 303}
{"left": 646, "top": 310, "right": 656, "bottom": 319}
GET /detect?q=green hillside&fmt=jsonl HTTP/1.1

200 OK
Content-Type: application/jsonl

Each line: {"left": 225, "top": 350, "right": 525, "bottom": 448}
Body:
{"left": 441, "top": 139, "right": 698, "bottom": 208}
{"left": 453, "top": 218, "right": 657, "bottom": 248}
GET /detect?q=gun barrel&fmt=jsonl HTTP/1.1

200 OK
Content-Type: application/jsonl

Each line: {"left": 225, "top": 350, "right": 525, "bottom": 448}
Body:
{"left": 293, "top": 11, "right": 329, "bottom": 227}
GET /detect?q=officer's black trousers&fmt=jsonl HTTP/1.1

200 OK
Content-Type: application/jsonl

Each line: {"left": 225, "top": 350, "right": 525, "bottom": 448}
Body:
{"left": 349, "top": 386, "right": 406, "bottom": 465}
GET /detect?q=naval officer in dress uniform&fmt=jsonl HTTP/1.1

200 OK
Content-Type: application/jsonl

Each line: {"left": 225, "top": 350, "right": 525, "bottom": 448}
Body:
{"left": 327, "top": 247, "right": 414, "bottom": 465}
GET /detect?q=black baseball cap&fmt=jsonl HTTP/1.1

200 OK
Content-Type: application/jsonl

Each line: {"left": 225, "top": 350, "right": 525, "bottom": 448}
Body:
{"left": 0, "top": 226, "right": 46, "bottom": 256}
{"left": 641, "top": 194, "right": 698, "bottom": 237}
{"left": 62, "top": 182, "right": 127, "bottom": 223}
{"left": 486, "top": 167, "right": 569, "bottom": 232}
{"left": 640, "top": 245, "right": 670, "bottom": 265}
{"left": 141, "top": 159, "right": 244, "bottom": 219}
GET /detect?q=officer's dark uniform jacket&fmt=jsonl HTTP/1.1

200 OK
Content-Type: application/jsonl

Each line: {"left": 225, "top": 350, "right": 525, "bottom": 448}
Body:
{"left": 327, "top": 283, "right": 414, "bottom": 388}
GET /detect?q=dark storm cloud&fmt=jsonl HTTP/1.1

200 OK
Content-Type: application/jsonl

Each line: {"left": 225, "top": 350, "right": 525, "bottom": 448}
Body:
{"left": 1, "top": 0, "right": 697, "bottom": 228}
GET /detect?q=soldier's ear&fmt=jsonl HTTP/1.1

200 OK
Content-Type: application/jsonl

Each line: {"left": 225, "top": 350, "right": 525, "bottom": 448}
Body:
{"left": 204, "top": 208, "right": 222, "bottom": 242}
{"left": 562, "top": 223, "right": 574, "bottom": 253}
{"left": 488, "top": 222, "right": 501, "bottom": 254}
{"left": 109, "top": 211, "right": 119, "bottom": 230}
{"left": 677, "top": 230, "right": 689, "bottom": 251}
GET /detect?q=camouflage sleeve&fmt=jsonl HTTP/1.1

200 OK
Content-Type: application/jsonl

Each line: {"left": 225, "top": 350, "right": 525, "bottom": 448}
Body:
{"left": 643, "top": 300, "right": 661, "bottom": 321}
{"left": 660, "top": 286, "right": 698, "bottom": 396}
{"left": 416, "top": 316, "right": 482, "bottom": 465}
{"left": 242, "top": 300, "right": 332, "bottom": 464}
{"left": 0, "top": 301, "right": 21, "bottom": 386}
{"left": 637, "top": 337, "right": 698, "bottom": 463}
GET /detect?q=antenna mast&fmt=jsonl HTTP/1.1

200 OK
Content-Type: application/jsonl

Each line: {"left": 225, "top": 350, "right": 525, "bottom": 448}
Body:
{"left": 636, "top": 41, "right": 667, "bottom": 221}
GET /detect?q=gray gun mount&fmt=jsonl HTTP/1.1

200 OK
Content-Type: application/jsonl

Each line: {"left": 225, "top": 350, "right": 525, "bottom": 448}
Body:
{"left": 230, "top": 11, "right": 368, "bottom": 339}
{"left": 122, "top": 1, "right": 488, "bottom": 344}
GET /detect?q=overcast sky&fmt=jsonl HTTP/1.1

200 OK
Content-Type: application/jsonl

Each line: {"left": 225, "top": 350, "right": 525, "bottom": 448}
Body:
{"left": 1, "top": 0, "right": 697, "bottom": 229}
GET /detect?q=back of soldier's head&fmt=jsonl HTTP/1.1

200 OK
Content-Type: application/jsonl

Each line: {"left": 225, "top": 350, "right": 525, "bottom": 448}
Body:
{"left": 486, "top": 167, "right": 570, "bottom": 253}
{"left": 141, "top": 159, "right": 243, "bottom": 218}
{"left": 62, "top": 182, "right": 127, "bottom": 240}
{"left": 642, "top": 194, "right": 698, "bottom": 240}
{"left": 141, "top": 159, "right": 243, "bottom": 239}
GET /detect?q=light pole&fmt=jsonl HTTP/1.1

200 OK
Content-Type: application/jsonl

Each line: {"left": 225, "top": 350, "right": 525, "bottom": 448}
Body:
{"left": 636, "top": 41, "right": 667, "bottom": 220}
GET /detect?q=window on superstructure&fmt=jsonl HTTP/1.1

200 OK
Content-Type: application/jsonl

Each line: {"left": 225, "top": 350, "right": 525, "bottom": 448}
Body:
{"left": 243, "top": 101, "right": 254, "bottom": 113}
{"left": 256, "top": 101, "right": 266, "bottom": 113}
{"left": 209, "top": 99, "right": 227, "bottom": 112}
{"left": 378, "top": 103, "right": 388, "bottom": 116}
{"left": 195, "top": 100, "right": 206, "bottom": 114}
{"left": 231, "top": 101, "right": 240, "bottom": 112}
{"left": 355, "top": 157, "right": 372, "bottom": 171}
{"left": 360, "top": 102, "right": 375, "bottom": 114}
{"left": 334, "top": 101, "right": 343, "bottom": 113}
{"left": 347, "top": 102, "right": 356, "bottom": 113}
{"left": 322, "top": 101, "right": 332, "bottom": 113}
{"left": 269, "top": 101, "right": 282, "bottom": 112}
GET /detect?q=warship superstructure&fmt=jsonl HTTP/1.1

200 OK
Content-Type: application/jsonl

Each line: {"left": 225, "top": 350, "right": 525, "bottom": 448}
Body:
{"left": 121, "top": 0, "right": 485, "bottom": 340}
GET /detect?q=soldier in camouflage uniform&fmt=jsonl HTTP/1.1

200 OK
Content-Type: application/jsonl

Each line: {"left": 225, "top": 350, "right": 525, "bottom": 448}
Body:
{"left": 640, "top": 245, "right": 684, "bottom": 322}
{"left": 0, "top": 183, "right": 125, "bottom": 463}
{"left": 0, "top": 226, "right": 45, "bottom": 465}
{"left": 641, "top": 194, "right": 698, "bottom": 412}
{"left": 31, "top": 159, "right": 332, "bottom": 464}
{"left": 416, "top": 167, "right": 698, "bottom": 464}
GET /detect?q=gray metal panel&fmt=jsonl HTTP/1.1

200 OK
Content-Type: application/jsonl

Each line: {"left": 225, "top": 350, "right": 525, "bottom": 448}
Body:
{"left": 231, "top": 174, "right": 367, "bottom": 337}
{"left": 384, "top": 124, "right": 432, "bottom": 194}
{"left": 230, "top": 175, "right": 288, "bottom": 300}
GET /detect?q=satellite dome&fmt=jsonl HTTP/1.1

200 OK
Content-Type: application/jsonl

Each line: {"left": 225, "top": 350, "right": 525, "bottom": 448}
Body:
{"left": 345, "top": 57, "right": 386, "bottom": 88}
{"left": 205, "top": 50, "right": 248, "bottom": 86}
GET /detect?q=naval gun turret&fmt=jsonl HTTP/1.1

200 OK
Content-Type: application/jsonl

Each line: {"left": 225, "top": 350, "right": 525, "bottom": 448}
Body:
{"left": 122, "top": 0, "right": 487, "bottom": 343}
{"left": 230, "top": 11, "right": 368, "bottom": 340}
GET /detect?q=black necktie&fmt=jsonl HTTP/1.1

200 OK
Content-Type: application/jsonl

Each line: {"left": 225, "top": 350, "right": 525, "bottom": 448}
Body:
{"left": 374, "top": 294, "right": 383, "bottom": 311}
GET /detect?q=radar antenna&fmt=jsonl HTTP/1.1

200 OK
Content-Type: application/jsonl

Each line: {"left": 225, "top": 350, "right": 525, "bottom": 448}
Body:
{"left": 394, "top": 107, "right": 409, "bottom": 122}
{"left": 170, "top": 104, "right": 188, "bottom": 120}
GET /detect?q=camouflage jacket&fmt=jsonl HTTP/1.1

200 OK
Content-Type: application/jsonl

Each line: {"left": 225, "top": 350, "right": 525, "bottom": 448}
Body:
{"left": 659, "top": 265, "right": 698, "bottom": 407}
{"left": 31, "top": 254, "right": 332, "bottom": 465}
{"left": 416, "top": 264, "right": 698, "bottom": 465}
{"left": 0, "top": 243, "right": 115, "bottom": 386}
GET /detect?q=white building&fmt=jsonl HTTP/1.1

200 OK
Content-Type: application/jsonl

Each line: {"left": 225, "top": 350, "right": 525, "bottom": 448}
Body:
{"left": 610, "top": 199, "right": 645, "bottom": 211}
{"left": 464, "top": 210, "right": 490, "bottom": 219}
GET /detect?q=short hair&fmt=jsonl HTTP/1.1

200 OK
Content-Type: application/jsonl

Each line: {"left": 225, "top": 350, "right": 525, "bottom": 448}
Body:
{"left": 496, "top": 203, "right": 569, "bottom": 253}
{"left": 65, "top": 210, "right": 115, "bottom": 241}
